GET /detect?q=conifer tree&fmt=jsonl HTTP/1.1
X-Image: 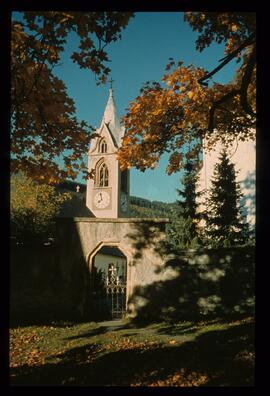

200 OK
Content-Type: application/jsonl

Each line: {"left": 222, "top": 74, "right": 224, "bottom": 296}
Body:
{"left": 167, "top": 154, "right": 202, "bottom": 249}
{"left": 204, "top": 149, "right": 250, "bottom": 247}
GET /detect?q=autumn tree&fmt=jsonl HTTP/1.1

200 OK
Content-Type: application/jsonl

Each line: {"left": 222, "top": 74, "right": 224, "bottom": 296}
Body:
{"left": 11, "top": 12, "right": 133, "bottom": 184}
{"left": 203, "top": 150, "right": 250, "bottom": 247}
{"left": 11, "top": 172, "right": 71, "bottom": 244}
{"left": 118, "top": 12, "right": 256, "bottom": 174}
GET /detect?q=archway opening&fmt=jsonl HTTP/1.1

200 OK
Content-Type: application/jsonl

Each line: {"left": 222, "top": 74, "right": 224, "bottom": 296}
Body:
{"left": 90, "top": 245, "right": 127, "bottom": 321}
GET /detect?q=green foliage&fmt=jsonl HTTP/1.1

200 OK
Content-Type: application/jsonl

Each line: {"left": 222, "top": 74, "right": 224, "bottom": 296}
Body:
{"left": 130, "top": 204, "right": 169, "bottom": 219}
{"left": 179, "top": 161, "right": 200, "bottom": 215}
{"left": 11, "top": 172, "right": 71, "bottom": 244}
{"left": 167, "top": 155, "right": 202, "bottom": 250}
{"left": 167, "top": 215, "right": 201, "bottom": 250}
{"left": 204, "top": 150, "right": 250, "bottom": 247}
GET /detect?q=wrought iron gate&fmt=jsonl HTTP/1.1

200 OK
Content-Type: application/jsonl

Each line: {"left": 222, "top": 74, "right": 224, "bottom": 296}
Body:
{"left": 91, "top": 262, "right": 127, "bottom": 320}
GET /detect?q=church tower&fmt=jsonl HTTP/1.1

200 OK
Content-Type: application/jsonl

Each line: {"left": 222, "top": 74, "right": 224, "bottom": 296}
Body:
{"left": 86, "top": 88, "right": 130, "bottom": 218}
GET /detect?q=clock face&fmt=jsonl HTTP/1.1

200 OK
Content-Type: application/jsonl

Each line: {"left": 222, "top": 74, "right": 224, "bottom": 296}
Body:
{"left": 94, "top": 191, "right": 110, "bottom": 209}
{"left": 120, "top": 192, "right": 128, "bottom": 212}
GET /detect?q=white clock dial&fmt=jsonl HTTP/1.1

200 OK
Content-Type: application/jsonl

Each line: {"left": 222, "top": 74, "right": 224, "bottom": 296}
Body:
{"left": 94, "top": 191, "right": 110, "bottom": 209}
{"left": 120, "top": 192, "right": 128, "bottom": 212}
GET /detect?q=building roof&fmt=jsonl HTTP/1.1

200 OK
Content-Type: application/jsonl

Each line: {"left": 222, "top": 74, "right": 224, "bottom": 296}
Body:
{"left": 57, "top": 193, "right": 94, "bottom": 218}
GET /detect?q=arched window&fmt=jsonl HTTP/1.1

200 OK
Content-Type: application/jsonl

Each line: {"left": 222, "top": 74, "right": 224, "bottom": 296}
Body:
{"left": 99, "top": 138, "right": 107, "bottom": 153}
{"left": 95, "top": 161, "right": 109, "bottom": 187}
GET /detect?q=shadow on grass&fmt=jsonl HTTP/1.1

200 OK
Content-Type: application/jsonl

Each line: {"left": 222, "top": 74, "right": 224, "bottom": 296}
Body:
{"left": 64, "top": 326, "right": 108, "bottom": 340}
{"left": 154, "top": 315, "right": 252, "bottom": 337}
{"left": 10, "top": 320, "right": 254, "bottom": 387}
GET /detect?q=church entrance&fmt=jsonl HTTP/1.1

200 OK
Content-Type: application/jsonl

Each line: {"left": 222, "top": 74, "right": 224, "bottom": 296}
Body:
{"left": 90, "top": 246, "right": 127, "bottom": 320}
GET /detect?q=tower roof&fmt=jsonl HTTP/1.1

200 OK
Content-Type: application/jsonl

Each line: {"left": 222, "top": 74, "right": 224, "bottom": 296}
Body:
{"left": 101, "top": 88, "right": 125, "bottom": 147}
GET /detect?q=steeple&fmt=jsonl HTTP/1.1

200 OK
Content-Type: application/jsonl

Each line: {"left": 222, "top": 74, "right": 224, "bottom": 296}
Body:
{"left": 101, "top": 88, "right": 124, "bottom": 147}
{"left": 86, "top": 85, "right": 130, "bottom": 218}
{"left": 103, "top": 88, "right": 118, "bottom": 125}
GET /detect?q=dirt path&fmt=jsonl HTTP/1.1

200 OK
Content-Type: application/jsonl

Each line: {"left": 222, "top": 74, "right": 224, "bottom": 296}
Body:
{"left": 97, "top": 319, "right": 126, "bottom": 331}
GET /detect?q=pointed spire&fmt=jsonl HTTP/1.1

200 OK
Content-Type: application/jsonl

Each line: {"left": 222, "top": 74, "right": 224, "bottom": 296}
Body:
{"left": 101, "top": 87, "right": 124, "bottom": 147}
{"left": 103, "top": 88, "right": 118, "bottom": 126}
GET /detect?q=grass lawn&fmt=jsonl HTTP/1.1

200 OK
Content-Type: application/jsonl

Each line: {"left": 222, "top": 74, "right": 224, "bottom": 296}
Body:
{"left": 9, "top": 315, "right": 254, "bottom": 386}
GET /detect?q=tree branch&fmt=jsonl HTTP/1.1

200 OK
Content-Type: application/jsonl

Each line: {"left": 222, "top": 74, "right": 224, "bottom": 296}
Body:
{"left": 208, "top": 89, "right": 240, "bottom": 132}
{"left": 207, "top": 44, "right": 256, "bottom": 132}
{"left": 240, "top": 47, "right": 256, "bottom": 117}
{"left": 198, "top": 33, "right": 255, "bottom": 86}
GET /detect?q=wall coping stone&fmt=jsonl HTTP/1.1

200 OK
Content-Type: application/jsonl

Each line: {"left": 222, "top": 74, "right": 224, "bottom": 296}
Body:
{"left": 58, "top": 217, "right": 170, "bottom": 224}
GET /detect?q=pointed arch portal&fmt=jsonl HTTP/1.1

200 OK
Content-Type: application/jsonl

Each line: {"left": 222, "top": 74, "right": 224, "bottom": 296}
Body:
{"left": 90, "top": 244, "right": 128, "bottom": 320}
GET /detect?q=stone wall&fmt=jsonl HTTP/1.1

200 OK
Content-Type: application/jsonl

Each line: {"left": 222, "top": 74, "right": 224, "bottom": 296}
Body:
{"left": 128, "top": 246, "right": 255, "bottom": 321}
{"left": 10, "top": 218, "right": 254, "bottom": 324}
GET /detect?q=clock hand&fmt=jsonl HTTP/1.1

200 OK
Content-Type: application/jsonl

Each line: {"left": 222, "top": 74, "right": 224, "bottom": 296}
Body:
{"left": 96, "top": 193, "right": 103, "bottom": 203}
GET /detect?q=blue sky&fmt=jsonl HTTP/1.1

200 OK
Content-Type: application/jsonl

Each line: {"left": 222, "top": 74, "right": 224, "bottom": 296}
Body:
{"left": 14, "top": 12, "right": 239, "bottom": 203}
